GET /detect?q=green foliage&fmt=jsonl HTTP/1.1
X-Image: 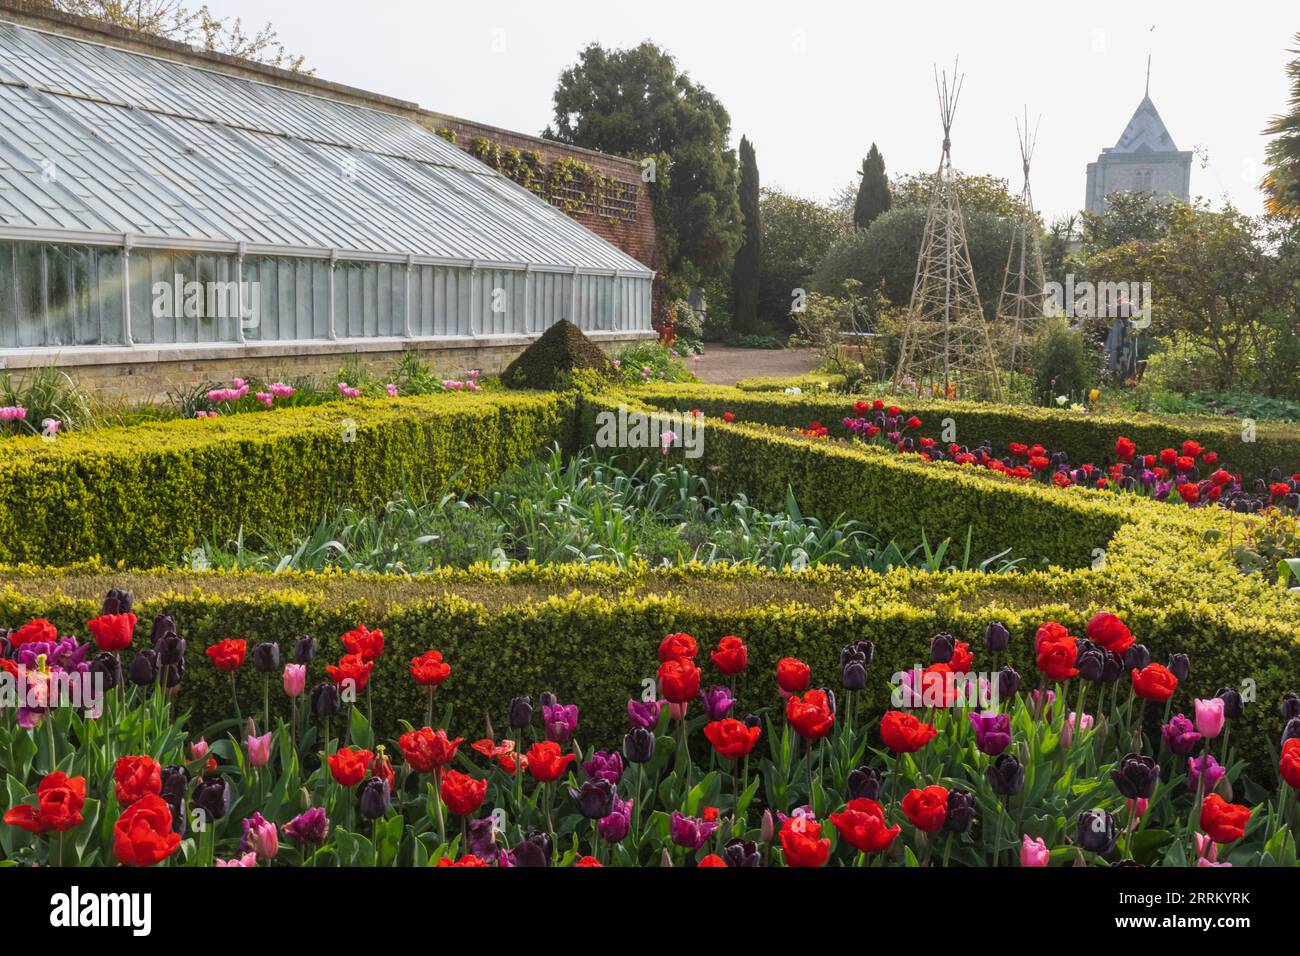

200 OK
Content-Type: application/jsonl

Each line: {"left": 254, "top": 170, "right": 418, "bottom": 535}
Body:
{"left": 812, "top": 205, "right": 1014, "bottom": 320}
{"left": 502, "top": 319, "right": 614, "bottom": 391}
{"left": 731, "top": 135, "right": 761, "bottom": 334}
{"left": 0, "top": 365, "right": 94, "bottom": 435}
{"left": 614, "top": 341, "right": 696, "bottom": 384}
{"left": 1261, "top": 32, "right": 1300, "bottom": 218}
{"left": 1078, "top": 190, "right": 1180, "bottom": 256}
{"left": 757, "top": 187, "right": 845, "bottom": 327}
{"left": 852, "top": 143, "right": 891, "bottom": 230}
{"left": 545, "top": 42, "right": 741, "bottom": 281}
{"left": 0, "top": 391, "right": 574, "bottom": 566}
{"left": 1032, "top": 319, "right": 1097, "bottom": 406}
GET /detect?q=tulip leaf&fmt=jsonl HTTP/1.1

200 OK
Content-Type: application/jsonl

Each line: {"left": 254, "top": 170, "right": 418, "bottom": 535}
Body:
{"left": 350, "top": 708, "right": 375, "bottom": 751}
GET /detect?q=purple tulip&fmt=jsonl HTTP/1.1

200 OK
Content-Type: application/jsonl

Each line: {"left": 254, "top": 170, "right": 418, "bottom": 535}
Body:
{"left": 466, "top": 816, "right": 501, "bottom": 862}
{"left": 282, "top": 807, "right": 329, "bottom": 847}
{"left": 1188, "top": 754, "right": 1225, "bottom": 794}
{"left": 582, "top": 750, "right": 624, "bottom": 785}
{"left": 698, "top": 684, "right": 735, "bottom": 721}
{"left": 669, "top": 811, "right": 718, "bottom": 850}
{"left": 969, "top": 711, "right": 1011, "bottom": 756}
{"left": 1161, "top": 714, "right": 1202, "bottom": 756}
{"left": 626, "top": 698, "right": 664, "bottom": 730}
{"left": 598, "top": 795, "right": 633, "bottom": 842}
{"left": 542, "top": 702, "right": 579, "bottom": 743}
{"left": 239, "top": 812, "right": 279, "bottom": 861}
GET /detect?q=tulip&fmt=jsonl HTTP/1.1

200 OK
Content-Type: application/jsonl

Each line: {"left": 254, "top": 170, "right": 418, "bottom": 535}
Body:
{"left": 944, "top": 788, "right": 976, "bottom": 834}
{"left": 251, "top": 642, "right": 280, "bottom": 673}
{"left": 997, "top": 666, "right": 1021, "bottom": 700}
{"left": 1194, "top": 697, "right": 1225, "bottom": 739}
{"left": 282, "top": 807, "right": 329, "bottom": 846}
{"left": 930, "top": 632, "right": 955, "bottom": 664}
{"left": 283, "top": 663, "right": 306, "bottom": 698}
{"left": 239, "top": 812, "right": 278, "bottom": 861}
{"left": 1282, "top": 693, "right": 1300, "bottom": 722}
{"left": 102, "top": 588, "right": 134, "bottom": 616}
{"left": 1110, "top": 753, "right": 1158, "bottom": 799}
{"left": 846, "top": 765, "right": 882, "bottom": 800}
{"left": 162, "top": 791, "right": 186, "bottom": 837}
{"left": 581, "top": 750, "right": 623, "bottom": 786}
{"left": 246, "top": 732, "right": 272, "bottom": 768}
{"left": 984, "top": 621, "right": 1010, "bottom": 653}
{"left": 358, "top": 776, "right": 391, "bottom": 820}
{"left": 192, "top": 776, "right": 230, "bottom": 823}
{"left": 1123, "top": 644, "right": 1150, "bottom": 670}
{"left": 190, "top": 738, "right": 210, "bottom": 762}
{"left": 1167, "top": 653, "right": 1190, "bottom": 682}
{"left": 597, "top": 796, "right": 632, "bottom": 842}
{"left": 1188, "top": 754, "right": 1225, "bottom": 794}
{"left": 1282, "top": 717, "right": 1300, "bottom": 747}
{"left": 1061, "top": 712, "right": 1093, "bottom": 748}
{"left": 1075, "top": 641, "right": 1106, "bottom": 682}
{"left": 626, "top": 699, "right": 663, "bottom": 730}
{"left": 722, "top": 838, "right": 762, "bottom": 867}
{"left": 128, "top": 648, "right": 160, "bottom": 686}
{"left": 160, "top": 765, "right": 187, "bottom": 800}
{"left": 622, "top": 727, "right": 655, "bottom": 764}
{"left": 310, "top": 681, "right": 340, "bottom": 718}
{"left": 568, "top": 779, "right": 615, "bottom": 820}
{"left": 90, "top": 651, "right": 122, "bottom": 691}
{"left": 510, "top": 831, "right": 551, "bottom": 867}
{"left": 1216, "top": 687, "right": 1244, "bottom": 720}
{"left": 542, "top": 702, "right": 579, "bottom": 743}
{"left": 1161, "top": 714, "right": 1201, "bottom": 755}
{"left": 1020, "top": 834, "right": 1050, "bottom": 867}
{"left": 1077, "top": 809, "right": 1116, "bottom": 855}
{"left": 669, "top": 811, "right": 718, "bottom": 850}
{"left": 508, "top": 695, "right": 533, "bottom": 728}
{"left": 292, "top": 635, "right": 317, "bottom": 664}
{"left": 969, "top": 711, "right": 1011, "bottom": 756}
{"left": 216, "top": 853, "right": 257, "bottom": 868}
{"left": 148, "top": 615, "right": 174, "bottom": 646}
{"left": 699, "top": 684, "right": 735, "bottom": 721}
{"left": 761, "top": 810, "right": 775, "bottom": 843}
{"left": 987, "top": 754, "right": 1025, "bottom": 796}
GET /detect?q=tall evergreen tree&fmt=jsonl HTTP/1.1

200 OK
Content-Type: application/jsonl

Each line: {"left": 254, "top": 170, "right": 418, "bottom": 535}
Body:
{"left": 853, "top": 143, "right": 891, "bottom": 230}
{"left": 731, "top": 135, "right": 761, "bottom": 333}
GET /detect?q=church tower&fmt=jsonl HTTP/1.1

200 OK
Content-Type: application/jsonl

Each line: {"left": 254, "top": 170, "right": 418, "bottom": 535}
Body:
{"left": 1084, "top": 67, "right": 1192, "bottom": 214}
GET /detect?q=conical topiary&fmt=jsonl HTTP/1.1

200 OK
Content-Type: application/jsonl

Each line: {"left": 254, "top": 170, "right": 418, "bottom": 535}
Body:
{"left": 502, "top": 319, "right": 616, "bottom": 390}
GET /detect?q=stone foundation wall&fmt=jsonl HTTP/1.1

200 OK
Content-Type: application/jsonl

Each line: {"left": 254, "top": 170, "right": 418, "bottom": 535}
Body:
{"left": 1, "top": 331, "right": 654, "bottom": 404}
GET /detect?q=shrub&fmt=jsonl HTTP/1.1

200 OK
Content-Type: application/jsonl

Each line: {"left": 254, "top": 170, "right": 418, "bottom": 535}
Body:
{"left": 502, "top": 319, "right": 614, "bottom": 390}
{"left": 0, "top": 392, "right": 574, "bottom": 566}
{"left": 1031, "top": 319, "right": 1097, "bottom": 406}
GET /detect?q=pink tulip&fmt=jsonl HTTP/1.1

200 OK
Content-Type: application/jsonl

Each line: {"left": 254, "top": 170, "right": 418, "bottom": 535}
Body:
{"left": 1061, "top": 711, "right": 1093, "bottom": 747}
{"left": 240, "top": 812, "right": 279, "bottom": 861}
{"left": 667, "top": 701, "right": 689, "bottom": 721}
{"left": 191, "top": 738, "right": 209, "bottom": 762}
{"left": 1020, "top": 834, "right": 1050, "bottom": 867}
{"left": 1194, "top": 697, "right": 1225, "bottom": 739}
{"left": 283, "top": 663, "right": 307, "bottom": 697}
{"left": 215, "top": 852, "right": 257, "bottom": 868}
{"left": 247, "top": 732, "right": 272, "bottom": 768}
{"left": 1127, "top": 797, "right": 1148, "bottom": 819}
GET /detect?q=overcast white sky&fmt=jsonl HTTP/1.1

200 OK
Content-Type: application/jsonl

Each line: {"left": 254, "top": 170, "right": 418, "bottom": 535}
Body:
{"left": 202, "top": 0, "right": 1295, "bottom": 221}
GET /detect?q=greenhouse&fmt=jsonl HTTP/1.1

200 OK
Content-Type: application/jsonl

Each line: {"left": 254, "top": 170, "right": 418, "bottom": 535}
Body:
{"left": 0, "top": 19, "right": 653, "bottom": 353}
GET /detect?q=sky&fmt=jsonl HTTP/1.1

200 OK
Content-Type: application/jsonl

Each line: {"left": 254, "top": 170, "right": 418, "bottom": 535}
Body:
{"left": 201, "top": 0, "right": 1295, "bottom": 221}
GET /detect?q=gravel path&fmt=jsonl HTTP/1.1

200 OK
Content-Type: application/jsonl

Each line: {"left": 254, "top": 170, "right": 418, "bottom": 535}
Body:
{"left": 690, "top": 345, "right": 822, "bottom": 385}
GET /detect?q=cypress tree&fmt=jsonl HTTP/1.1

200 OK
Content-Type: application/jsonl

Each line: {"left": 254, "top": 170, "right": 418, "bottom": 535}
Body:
{"left": 853, "top": 143, "right": 891, "bottom": 229}
{"left": 732, "top": 135, "right": 761, "bottom": 333}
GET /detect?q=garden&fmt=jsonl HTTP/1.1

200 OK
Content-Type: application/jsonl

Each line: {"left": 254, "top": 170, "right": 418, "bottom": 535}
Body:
{"left": 2, "top": 325, "right": 1300, "bottom": 871}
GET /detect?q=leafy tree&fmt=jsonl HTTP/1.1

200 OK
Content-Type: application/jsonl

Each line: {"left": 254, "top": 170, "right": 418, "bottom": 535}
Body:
{"left": 852, "top": 144, "right": 891, "bottom": 229}
{"left": 1085, "top": 203, "right": 1293, "bottom": 391}
{"left": 890, "top": 171, "right": 1024, "bottom": 218}
{"left": 544, "top": 42, "right": 742, "bottom": 287}
{"left": 1042, "top": 215, "right": 1079, "bottom": 287}
{"left": 1077, "top": 190, "right": 1179, "bottom": 257}
{"left": 731, "top": 136, "right": 761, "bottom": 333}
{"left": 1263, "top": 33, "right": 1300, "bottom": 218}
{"left": 811, "top": 205, "right": 1014, "bottom": 321}
{"left": 39, "top": 0, "right": 309, "bottom": 71}
{"left": 757, "top": 188, "right": 843, "bottom": 326}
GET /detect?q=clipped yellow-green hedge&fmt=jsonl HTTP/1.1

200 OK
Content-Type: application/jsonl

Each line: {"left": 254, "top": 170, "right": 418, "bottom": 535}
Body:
{"left": 2, "top": 561, "right": 1296, "bottom": 775}
{"left": 635, "top": 382, "right": 1300, "bottom": 476}
{"left": 0, "top": 392, "right": 575, "bottom": 567}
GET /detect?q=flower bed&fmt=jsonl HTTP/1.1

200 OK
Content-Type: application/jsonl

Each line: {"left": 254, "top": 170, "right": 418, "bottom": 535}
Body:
{"left": 3, "top": 595, "right": 1298, "bottom": 867}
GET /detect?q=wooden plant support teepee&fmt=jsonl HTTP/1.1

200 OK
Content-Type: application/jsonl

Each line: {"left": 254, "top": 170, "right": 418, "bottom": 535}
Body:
{"left": 892, "top": 62, "right": 1003, "bottom": 401}
{"left": 996, "top": 108, "right": 1048, "bottom": 386}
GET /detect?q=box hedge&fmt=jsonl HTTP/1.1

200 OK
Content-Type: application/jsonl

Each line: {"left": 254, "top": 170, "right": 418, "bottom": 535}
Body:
{"left": 636, "top": 382, "right": 1300, "bottom": 476}
{"left": 1, "top": 561, "right": 1296, "bottom": 777}
{"left": 0, "top": 392, "right": 575, "bottom": 567}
